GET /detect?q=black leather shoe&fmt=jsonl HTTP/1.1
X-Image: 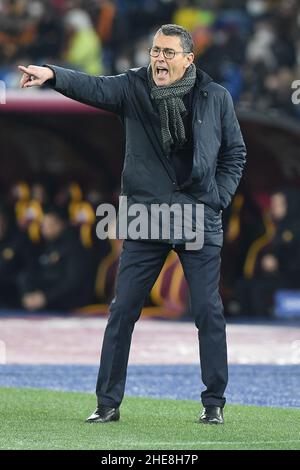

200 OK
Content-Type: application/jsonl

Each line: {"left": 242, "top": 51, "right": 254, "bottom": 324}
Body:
{"left": 198, "top": 406, "right": 224, "bottom": 424}
{"left": 85, "top": 405, "right": 120, "bottom": 423}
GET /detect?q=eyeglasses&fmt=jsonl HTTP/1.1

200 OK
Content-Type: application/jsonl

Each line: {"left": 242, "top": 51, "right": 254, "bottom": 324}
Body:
{"left": 148, "top": 46, "right": 190, "bottom": 60}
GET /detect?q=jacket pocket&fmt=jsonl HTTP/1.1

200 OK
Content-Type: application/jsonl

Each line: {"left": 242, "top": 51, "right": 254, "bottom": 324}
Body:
{"left": 204, "top": 204, "right": 223, "bottom": 232}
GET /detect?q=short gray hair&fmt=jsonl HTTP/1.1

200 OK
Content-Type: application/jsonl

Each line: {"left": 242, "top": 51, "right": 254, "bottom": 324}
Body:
{"left": 155, "top": 24, "right": 194, "bottom": 53}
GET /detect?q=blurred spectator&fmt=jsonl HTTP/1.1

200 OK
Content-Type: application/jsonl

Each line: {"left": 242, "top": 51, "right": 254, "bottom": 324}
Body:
{"left": 8, "top": 181, "right": 44, "bottom": 243}
{"left": 63, "top": 7, "right": 103, "bottom": 74}
{"left": 234, "top": 188, "right": 300, "bottom": 316}
{"left": 0, "top": 204, "right": 33, "bottom": 308}
{"left": 54, "top": 181, "right": 82, "bottom": 212}
{"left": 19, "top": 205, "right": 95, "bottom": 311}
{"left": 31, "top": 180, "right": 50, "bottom": 205}
{"left": 29, "top": 3, "right": 64, "bottom": 64}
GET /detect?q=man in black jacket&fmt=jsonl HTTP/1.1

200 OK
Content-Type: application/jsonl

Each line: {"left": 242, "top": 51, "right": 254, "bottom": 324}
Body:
{"left": 19, "top": 24, "right": 246, "bottom": 424}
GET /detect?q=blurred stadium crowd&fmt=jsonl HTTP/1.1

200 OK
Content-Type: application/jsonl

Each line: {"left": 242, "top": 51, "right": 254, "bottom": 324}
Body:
{"left": 1, "top": 179, "right": 300, "bottom": 316}
{"left": 0, "top": 0, "right": 300, "bottom": 119}
{"left": 0, "top": 180, "right": 113, "bottom": 312}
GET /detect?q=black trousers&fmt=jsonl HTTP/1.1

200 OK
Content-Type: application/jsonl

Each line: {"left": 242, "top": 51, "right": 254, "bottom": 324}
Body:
{"left": 96, "top": 240, "right": 228, "bottom": 408}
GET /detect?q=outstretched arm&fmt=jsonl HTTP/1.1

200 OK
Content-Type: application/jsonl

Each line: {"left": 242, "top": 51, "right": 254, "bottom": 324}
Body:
{"left": 18, "top": 64, "right": 129, "bottom": 114}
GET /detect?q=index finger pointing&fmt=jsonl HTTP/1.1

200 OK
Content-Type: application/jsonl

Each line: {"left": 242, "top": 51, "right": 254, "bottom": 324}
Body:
{"left": 18, "top": 65, "right": 31, "bottom": 74}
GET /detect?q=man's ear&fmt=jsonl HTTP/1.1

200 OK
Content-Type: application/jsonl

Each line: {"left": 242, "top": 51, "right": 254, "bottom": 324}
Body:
{"left": 186, "top": 53, "right": 194, "bottom": 67}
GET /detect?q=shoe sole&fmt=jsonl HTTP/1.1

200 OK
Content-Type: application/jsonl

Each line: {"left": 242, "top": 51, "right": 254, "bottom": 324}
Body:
{"left": 85, "top": 414, "right": 120, "bottom": 424}
{"left": 198, "top": 419, "right": 224, "bottom": 425}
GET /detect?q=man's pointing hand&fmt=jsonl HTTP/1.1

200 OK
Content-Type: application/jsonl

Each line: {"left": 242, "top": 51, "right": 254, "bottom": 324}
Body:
{"left": 18, "top": 65, "right": 54, "bottom": 88}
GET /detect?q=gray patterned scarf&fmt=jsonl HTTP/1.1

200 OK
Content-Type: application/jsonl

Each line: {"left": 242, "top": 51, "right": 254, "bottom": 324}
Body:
{"left": 147, "top": 63, "right": 196, "bottom": 155}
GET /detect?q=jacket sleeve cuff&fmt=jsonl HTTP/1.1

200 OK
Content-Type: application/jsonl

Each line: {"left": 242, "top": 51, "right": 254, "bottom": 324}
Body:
{"left": 43, "top": 64, "right": 57, "bottom": 87}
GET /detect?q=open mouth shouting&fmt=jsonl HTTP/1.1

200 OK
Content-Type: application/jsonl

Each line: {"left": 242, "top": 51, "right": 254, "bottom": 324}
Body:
{"left": 155, "top": 64, "right": 170, "bottom": 85}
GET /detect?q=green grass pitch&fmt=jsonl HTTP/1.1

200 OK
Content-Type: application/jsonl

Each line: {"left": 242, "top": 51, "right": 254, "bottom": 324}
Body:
{"left": 0, "top": 387, "right": 299, "bottom": 450}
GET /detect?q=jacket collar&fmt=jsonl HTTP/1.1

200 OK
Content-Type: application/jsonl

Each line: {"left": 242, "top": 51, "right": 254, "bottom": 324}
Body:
{"left": 195, "top": 68, "right": 213, "bottom": 90}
